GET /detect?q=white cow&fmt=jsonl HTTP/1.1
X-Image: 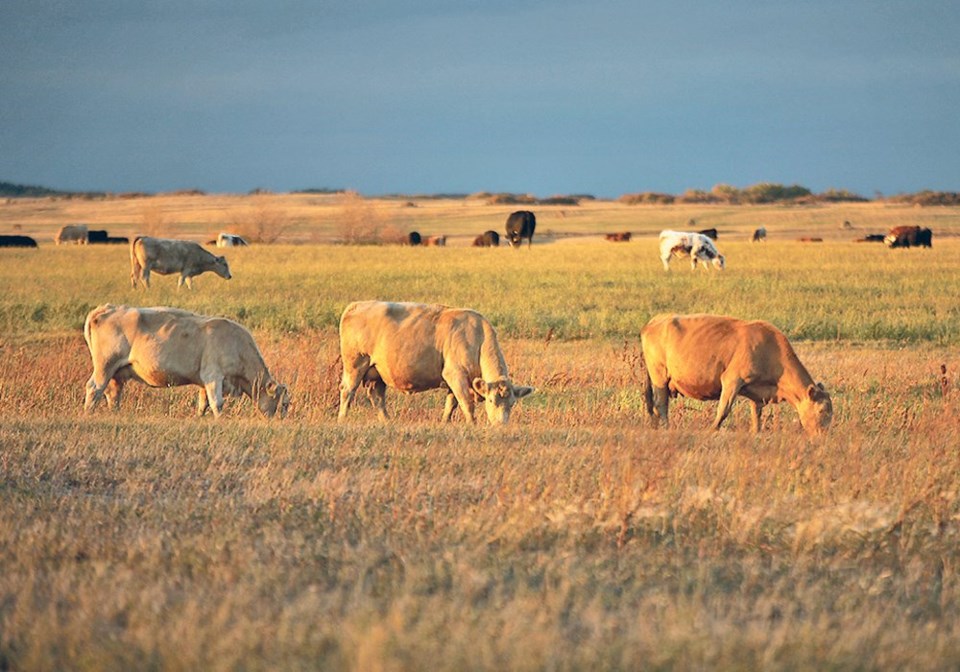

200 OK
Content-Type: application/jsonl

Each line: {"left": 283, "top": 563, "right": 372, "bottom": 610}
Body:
{"left": 659, "top": 230, "right": 725, "bottom": 271}
{"left": 55, "top": 224, "right": 88, "bottom": 245}
{"left": 83, "top": 304, "right": 290, "bottom": 418}
{"left": 338, "top": 300, "right": 534, "bottom": 424}
{"left": 216, "top": 233, "right": 248, "bottom": 248}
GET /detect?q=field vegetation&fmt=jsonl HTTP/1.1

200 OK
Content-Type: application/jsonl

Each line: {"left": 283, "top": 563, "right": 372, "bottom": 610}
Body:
{"left": 1, "top": 196, "right": 960, "bottom": 669}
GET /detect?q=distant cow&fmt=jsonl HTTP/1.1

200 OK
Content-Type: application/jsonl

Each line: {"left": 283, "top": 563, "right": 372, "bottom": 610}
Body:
{"left": 87, "top": 230, "right": 109, "bottom": 244}
{"left": 698, "top": 228, "right": 718, "bottom": 241}
{"left": 505, "top": 211, "right": 536, "bottom": 248}
{"left": 424, "top": 235, "right": 447, "bottom": 247}
{"left": 473, "top": 230, "right": 501, "bottom": 247}
{"left": 856, "top": 234, "right": 886, "bottom": 243}
{"left": 641, "top": 313, "right": 833, "bottom": 435}
{"left": 0, "top": 235, "right": 38, "bottom": 248}
{"left": 216, "top": 233, "right": 248, "bottom": 248}
{"left": 337, "top": 300, "right": 534, "bottom": 424}
{"left": 659, "top": 230, "right": 725, "bottom": 271}
{"left": 798, "top": 237, "right": 823, "bottom": 243}
{"left": 130, "top": 236, "right": 232, "bottom": 289}
{"left": 83, "top": 304, "right": 290, "bottom": 418}
{"left": 55, "top": 224, "right": 88, "bottom": 245}
{"left": 605, "top": 232, "right": 632, "bottom": 242}
{"left": 406, "top": 231, "right": 422, "bottom": 246}
{"left": 752, "top": 227, "right": 767, "bottom": 242}
{"left": 105, "top": 236, "right": 129, "bottom": 245}
{"left": 884, "top": 225, "right": 932, "bottom": 248}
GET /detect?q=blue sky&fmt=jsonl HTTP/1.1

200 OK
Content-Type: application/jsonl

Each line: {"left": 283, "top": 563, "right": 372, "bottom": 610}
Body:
{"left": 1, "top": 0, "right": 958, "bottom": 197}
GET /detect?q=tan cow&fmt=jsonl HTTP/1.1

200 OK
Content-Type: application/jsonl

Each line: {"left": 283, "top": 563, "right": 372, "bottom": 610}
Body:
{"left": 83, "top": 304, "right": 290, "bottom": 418}
{"left": 55, "top": 224, "right": 88, "bottom": 245}
{"left": 130, "top": 236, "right": 232, "bottom": 289}
{"left": 338, "top": 300, "right": 534, "bottom": 424}
{"left": 641, "top": 313, "right": 832, "bottom": 435}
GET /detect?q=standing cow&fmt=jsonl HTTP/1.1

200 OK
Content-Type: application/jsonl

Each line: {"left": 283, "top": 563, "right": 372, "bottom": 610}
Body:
{"left": 473, "top": 230, "right": 501, "bottom": 247}
{"left": 83, "top": 304, "right": 290, "bottom": 418}
{"left": 55, "top": 224, "right": 88, "bottom": 245}
{"left": 216, "top": 233, "right": 248, "bottom": 247}
{"left": 752, "top": 227, "right": 767, "bottom": 242}
{"left": 641, "top": 313, "right": 832, "bottom": 435}
{"left": 505, "top": 211, "right": 536, "bottom": 248}
{"left": 130, "top": 236, "right": 232, "bottom": 289}
{"left": 337, "top": 300, "right": 534, "bottom": 424}
{"left": 658, "top": 230, "right": 725, "bottom": 271}
{"left": 884, "top": 226, "right": 932, "bottom": 248}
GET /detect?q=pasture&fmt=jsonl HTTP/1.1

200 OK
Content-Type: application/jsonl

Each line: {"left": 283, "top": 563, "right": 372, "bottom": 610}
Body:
{"left": 2, "top": 196, "right": 960, "bottom": 669}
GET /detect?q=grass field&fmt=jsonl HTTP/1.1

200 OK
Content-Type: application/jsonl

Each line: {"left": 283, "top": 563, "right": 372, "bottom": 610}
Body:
{"left": 2, "top": 196, "right": 960, "bottom": 670}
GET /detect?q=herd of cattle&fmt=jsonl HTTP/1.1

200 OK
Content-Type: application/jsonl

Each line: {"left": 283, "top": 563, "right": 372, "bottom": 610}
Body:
{"left": 1, "top": 209, "right": 942, "bottom": 433}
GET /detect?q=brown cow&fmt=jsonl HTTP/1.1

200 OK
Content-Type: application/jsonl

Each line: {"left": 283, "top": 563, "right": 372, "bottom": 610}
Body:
{"left": 473, "top": 230, "right": 500, "bottom": 247}
{"left": 884, "top": 225, "right": 932, "bottom": 248}
{"left": 83, "top": 305, "right": 290, "bottom": 418}
{"left": 423, "top": 235, "right": 447, "bottom": 247}
{"left": 130, "top": 236, "right": 232, "bottom": 289}
{"left": 605, "top": 232, "right": 632, "bottom": 242}
{"left": 641, "top": 313, "right": 832, "bottom": 435}
{"left": 337, "top": 300, "right": 534, "bottom": 424}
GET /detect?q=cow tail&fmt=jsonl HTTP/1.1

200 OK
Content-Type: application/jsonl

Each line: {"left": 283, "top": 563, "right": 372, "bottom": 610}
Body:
{"left": 130, "top": 236, "right": 142, "bottom": 287}
{"left": 642, "top": 356, "right": 654, "bottom": 417}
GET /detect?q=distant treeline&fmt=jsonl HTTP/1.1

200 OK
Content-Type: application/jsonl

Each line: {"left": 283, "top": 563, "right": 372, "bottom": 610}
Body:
{"left": 2, "top": 180, "right": 958, "bottom": 206}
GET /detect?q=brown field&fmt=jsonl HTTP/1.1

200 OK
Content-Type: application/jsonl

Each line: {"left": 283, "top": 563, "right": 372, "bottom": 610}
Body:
{"left": 2, "top": 194, "right": 960, "bottom": 670}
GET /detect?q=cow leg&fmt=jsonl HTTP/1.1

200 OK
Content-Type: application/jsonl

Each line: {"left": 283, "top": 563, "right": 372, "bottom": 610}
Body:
{"left": 364, "top": 379, "right": 389, "bottom": 421}
{"left": 104, "top": 378, "right": 124, "bottom": 410}
{"left": 338, "top": 356, "right": 371, "bottom": 421}
{"left": 443, "top": 372, "right": 476, "bottom": 423}
{"left": 141, "top": 267, "right": 151, "bottom": 288}
{"left": 441, "top": 392, "right": 459, "bottom": 422}
{"left": 661, "top": 255, "right": 671, "bottom": 271}
{"left": 750, "top": 400, "right": 764, "bottom": 433}
{"left": 197, "top": 388, "right": 210, "bottom": 416}
{"left": 203, "top": 379, "right": 225, "bottom": 418}
{"left": 713, "top": 378, "right": 743, "bottom": 430}
{"left": 652, "top": 385, "right": 670, "bottom": 428}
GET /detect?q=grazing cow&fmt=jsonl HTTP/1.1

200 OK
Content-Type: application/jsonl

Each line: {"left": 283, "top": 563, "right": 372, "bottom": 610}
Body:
{"left": 798, "top": 237, "right": 823, "bottom": 243}
{"left": 55, "top": 224, "right": 88, "bottom": 245}
{"left": 216, "top": 232, "right": 248, "bottom": 248}
{"left": 406, "top": 231, "right": 422, "bottom": 246}
{"left": 505, "top": 210, "right": 536, "bottom": 248}
{"left": 641, "top": 313, "right": 833, "bottom": 435}
{"left": 698, "top": 228, "right": 718, "bottom": 241}
{"left": 87, "top": 230, "right": 109, "bottom": 244}
{"left": 605, "top": 232, "right": 632, "bottom": 242}
{"left": 130, "top": 236, "right": 231, "bottom": 289}
{"left": 105, "top": 236, "right": 129, "bottom": 245}
{"left": 884, "top": 225, "right": 932, "bottom": 248}
{"left": 856, "top": 234, "right": 886, "bottom": 243}
{"left": 658, "top": 230, "right": 725, "bottom": 271}
{"left": 337, "top": 300, "right": 534, "bottom": 424}
{"left": 0, "top": 235, "right": 38, "bottom": 248}
{"left": 424, "top": 235, "right": 447, "bottom": 246}
{"left": 83, "top": 304, "right": 290, "bottom": 418}
{"left": 473, "top": 230, "right": 501, "bottom": 247}
{"left": 752, "top": 227, "right": 767, "bottom": 242}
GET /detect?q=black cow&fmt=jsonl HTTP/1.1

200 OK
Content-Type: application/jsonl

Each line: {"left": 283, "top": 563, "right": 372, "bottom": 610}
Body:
{"left": 87, "top": 230, "right": 109, "bottom": 243}
{"left": 698, "top": 228, "right": 718, "bottom": 241}
{"left": 505, "top": 211, "right": 536, "bottom": 248}
{"left": 406, "top": 231, "right": 422, "bottom": 246}
{"left": 885, "top": 226, "right": 933, "bottom": 248}
{"left": 105, "top": 236, "right": 129, "bottom": 245}
{"left": 0, "top": 235, "right": 38, "bottom": 248}
{"left": 473, "top": 230, "right": 500, "bottom": 247}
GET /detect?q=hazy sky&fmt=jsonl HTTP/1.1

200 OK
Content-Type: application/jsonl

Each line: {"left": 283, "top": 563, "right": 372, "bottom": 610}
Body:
{"left": 2, "top": 0, "right": 958, "bottom": 197}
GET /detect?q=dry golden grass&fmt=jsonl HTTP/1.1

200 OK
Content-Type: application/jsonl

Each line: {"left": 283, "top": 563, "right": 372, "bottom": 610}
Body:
{"left": 2, "top": 196, "right": 960, "bottom": 669}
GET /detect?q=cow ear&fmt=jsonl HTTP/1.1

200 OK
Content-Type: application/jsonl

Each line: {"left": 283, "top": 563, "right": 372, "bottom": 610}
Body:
{"left": 513, "top": 385, "right": 535, "bottom": 399}
{"left": 472, "top": 378, "right": 488, "bottom": 398}
{"left": 807, "top": 383, "right": 826, "bottom": 401}
{"left": 218, "top": 255, "right": 226, "bottom": 263}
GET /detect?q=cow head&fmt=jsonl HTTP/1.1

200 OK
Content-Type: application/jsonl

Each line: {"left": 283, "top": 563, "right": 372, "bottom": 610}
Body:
{"left": 258, "top": 381, "right": 291, "bottom": 418}
{"left": 471, "top": 377, "right": 535, "bottom": 425}
{"left": 796, "top": 382, "right": 832, "bottom": 435}
{"left": 214, "top": 255, "right": 232, "bottom": 280}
